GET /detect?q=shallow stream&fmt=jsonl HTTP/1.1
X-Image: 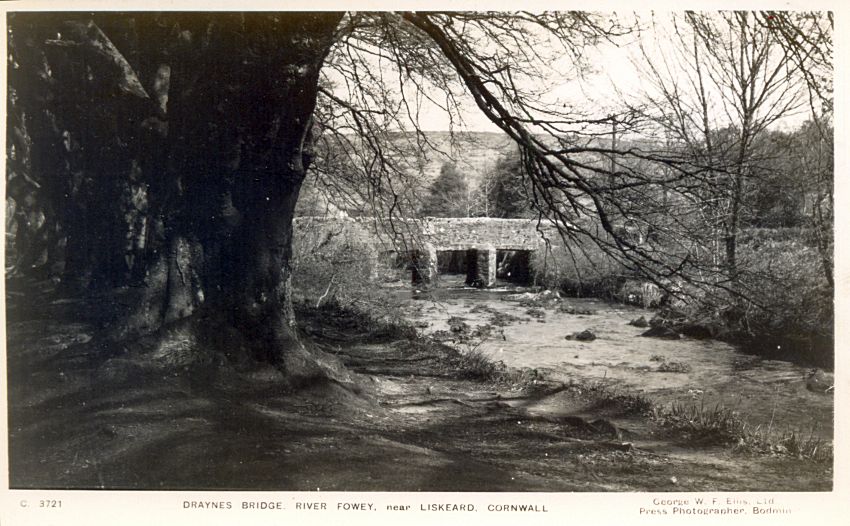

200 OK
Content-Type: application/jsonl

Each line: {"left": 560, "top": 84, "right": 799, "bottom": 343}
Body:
{"left": 393, "top": 275, "right": 834, "bottom": 441}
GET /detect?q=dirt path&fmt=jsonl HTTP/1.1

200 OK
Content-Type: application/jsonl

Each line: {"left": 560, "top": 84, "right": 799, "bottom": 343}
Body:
{"left": 5, "top": 280, "right": 832, "bottom": 491}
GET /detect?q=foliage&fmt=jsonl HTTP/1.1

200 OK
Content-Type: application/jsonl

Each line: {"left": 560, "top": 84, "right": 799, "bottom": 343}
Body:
{"left": 419, "top": 162, "right": 472, "bottom": 218}
{"left": 296, "top": 297, "right": 418, "bottom": 343}
{"left": 529, "top": 239, "right": 628, "bottom": 299}
{"left": 656, "top": 401, "right": 756, "bottom": 445}
{"left": 735, "top": 232, "right": 833, "bottom": 364}
{"left": 616, "top": 12, "right": 833, "bottom": 312}
{"left": 291, "top": 217, "right": 408, "bottom": 319}
{"left": 481, "top": 152, "right": 534, "bottom": 219}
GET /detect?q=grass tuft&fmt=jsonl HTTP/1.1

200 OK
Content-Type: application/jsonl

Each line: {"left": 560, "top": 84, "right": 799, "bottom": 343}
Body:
{"left": 574, "top": 380, "right": 655, "bottom": 416}
{"left": 454, "top": 348, "right": 508, "bottom": 381}
{"left": 654, "top": 400, "right": 832, "bottom": 463}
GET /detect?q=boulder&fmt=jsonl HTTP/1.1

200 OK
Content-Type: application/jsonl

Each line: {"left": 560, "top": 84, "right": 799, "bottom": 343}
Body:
{"left": 628, "top": 316, "right": 649, "bottom": 328}
{"left": 640, "top": 326, "right": 680, "bottom": 340}
{"left": 566, "top": 329, "right": 596, "bottom": 341}
{"left": 649, "top": 315, "right": 668, "bottom": 328}
{"left": 680, "top": 323, "right": 714, "bottom": 339}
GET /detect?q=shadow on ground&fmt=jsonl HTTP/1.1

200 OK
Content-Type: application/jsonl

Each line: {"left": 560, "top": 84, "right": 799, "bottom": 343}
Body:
{"left": 6, "top": 278, "right": 832, "bottom": 491}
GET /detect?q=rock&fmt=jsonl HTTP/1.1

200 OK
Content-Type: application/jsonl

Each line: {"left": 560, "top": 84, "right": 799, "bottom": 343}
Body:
{"left": 732, "top": 356, "right": 761, "bottom": 371}
{"left": 448, "top": 316, "right": 469, "bottom": 333}
{"left": 526, "top": 308, "right": 546, "bottom": 318}
{"left": 559, "top": 304, "right": 597, "bottom": 315}
{"left": 649, "top": 315, "right": 668, "bottom": 328}
{"left": 641, "top": 326, "right": 680, "bottom": 340}
{"left": 656, "top": 361, "right": 691, "bottom": 373}
{"left": 628, "top": 316, "right": 649, "bottom": 328}
{"left": 566, "top": 329, "right": 596, "bottom": 341}
{"left": 680, "top": 323, "right": 714, "bottom": 339}
{"left": 575, "top": 330, "right": 597, "bottom": 341}
{"left": 806, "top": 369, "right": 834, "bottom": 393}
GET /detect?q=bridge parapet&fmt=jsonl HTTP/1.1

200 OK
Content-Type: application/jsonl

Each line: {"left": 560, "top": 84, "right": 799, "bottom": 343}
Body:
{"left": 420, "top": 217, "right": 556, "bottom": 251}
{"left": 293, "top": 216, "right": 555, "bottom": 248}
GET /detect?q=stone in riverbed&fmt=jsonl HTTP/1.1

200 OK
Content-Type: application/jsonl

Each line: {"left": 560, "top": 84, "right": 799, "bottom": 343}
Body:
{"left": 640, "top": 326, "right": 680, "bottom": 340}
{"left": 680, "top": 323, "right": 715, "bottom": 339}
{"left": 565, "top": 329, "right": 596, "bottom": 341}
{"left": 806, "top": 369, "right": 834, "bottom": 393}
{"left": 628, "top": 316, "right": 649, "bottom": 328}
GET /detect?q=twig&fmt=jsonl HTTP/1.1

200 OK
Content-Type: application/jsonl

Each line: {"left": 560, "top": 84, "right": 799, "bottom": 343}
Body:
{"left": 316, "top": 274, "right": 336, "bottom": 308}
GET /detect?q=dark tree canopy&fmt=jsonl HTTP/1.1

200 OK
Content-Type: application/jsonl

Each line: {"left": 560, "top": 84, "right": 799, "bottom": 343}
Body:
{"left": 485, "top": 152, "right": 534, "bottom": 219}
{"left": 419, "top": 162, "right": 470, "bottom": 217}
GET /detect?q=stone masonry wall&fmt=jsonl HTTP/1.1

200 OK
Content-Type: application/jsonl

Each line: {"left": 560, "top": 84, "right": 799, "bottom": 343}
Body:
{"left": 293, "top": 216, "right": 556, "bottom": 253}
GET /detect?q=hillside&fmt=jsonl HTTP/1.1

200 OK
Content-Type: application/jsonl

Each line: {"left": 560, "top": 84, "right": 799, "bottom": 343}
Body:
{"left": 296, "top": 129, "right": 658, "bottom": 217}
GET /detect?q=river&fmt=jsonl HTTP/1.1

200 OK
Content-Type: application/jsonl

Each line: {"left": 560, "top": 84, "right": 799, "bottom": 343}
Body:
{"left": 391, "top": 275, "right": 833, "bottom": 441}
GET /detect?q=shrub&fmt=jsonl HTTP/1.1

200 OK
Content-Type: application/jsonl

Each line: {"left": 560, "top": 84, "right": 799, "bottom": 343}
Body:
{"left": 529, "top": 238, "right": 627, "bottom": 298}
{"left": 291, "top": 216, "right": 403, "bottom": 309}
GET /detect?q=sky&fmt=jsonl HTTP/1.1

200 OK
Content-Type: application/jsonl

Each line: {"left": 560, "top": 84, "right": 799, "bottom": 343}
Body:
{"left": 380, "top": 12, "right": 819, "bottom": 135}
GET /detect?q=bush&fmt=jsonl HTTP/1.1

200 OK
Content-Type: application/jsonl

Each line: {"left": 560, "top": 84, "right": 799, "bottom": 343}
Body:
{"left": 529, "top": 236, "right": 627, "bottom": 298}
{"left": 641, "top": 230, "right": 833, "bottom": 368}
{"left": 291, "top": 217, "right": 416, "bottom": 334}
{"left": 713, "top": 233, "right": 832, "bottom": 367}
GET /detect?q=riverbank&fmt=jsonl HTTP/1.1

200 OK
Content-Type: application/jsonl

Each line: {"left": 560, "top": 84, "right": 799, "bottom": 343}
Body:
{"left": 6, "top": 278, "right": 832, "bottom": 491}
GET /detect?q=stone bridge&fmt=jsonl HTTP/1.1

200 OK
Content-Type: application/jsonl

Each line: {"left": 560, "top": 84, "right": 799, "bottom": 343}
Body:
{"left": 412, "top": 218, "right": 557, "bottom": 287}
{"left": 293, "top": 216, "right": 557, "bottom": 287}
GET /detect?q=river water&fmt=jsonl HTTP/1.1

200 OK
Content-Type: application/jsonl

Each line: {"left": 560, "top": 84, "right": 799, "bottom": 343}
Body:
{"left": 392, "top": 275, "right": 833, "bottom": 441}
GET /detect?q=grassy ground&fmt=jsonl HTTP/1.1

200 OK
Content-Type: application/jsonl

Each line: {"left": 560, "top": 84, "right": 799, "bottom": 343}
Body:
{"left": 6, "top": 278, "right": 833, "bottom": 491}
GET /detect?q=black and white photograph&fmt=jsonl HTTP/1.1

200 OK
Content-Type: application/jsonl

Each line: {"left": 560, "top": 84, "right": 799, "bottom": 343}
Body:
{"left": 1, "top": 1, "right": 843, "bottom": 523}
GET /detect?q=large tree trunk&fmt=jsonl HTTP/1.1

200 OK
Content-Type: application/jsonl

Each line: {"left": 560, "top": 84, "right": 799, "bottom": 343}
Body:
{"left": 9, "top": 13, "right": 346, "bottom": 377}
{"left": 134, "top": 13, "right": 344, "bottom": 372}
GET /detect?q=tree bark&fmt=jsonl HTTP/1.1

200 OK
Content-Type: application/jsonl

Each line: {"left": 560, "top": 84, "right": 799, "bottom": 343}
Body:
{"left": 10, "top": 13, "right": 346, "bottom": 374}
{"left": 132, "top": 13, "right": 345, "bottom": 369}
